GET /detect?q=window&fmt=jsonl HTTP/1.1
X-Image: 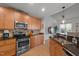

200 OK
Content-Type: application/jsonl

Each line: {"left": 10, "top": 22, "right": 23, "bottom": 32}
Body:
{"left": 66, "top": 24, "right": 72, "bottom": 32}
{"left": 60, "top": 23, "right": 72, "bottom": 33}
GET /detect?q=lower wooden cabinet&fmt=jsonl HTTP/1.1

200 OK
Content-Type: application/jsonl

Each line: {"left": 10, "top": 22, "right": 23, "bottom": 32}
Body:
{"left": 30, "top": 34, "right": 44, "bottom": 48}
{"left": 0, "top": 39, "right": 16, "bottom": 56}
{"left": 49, "top": 39, "right": 65, "bottom": 56}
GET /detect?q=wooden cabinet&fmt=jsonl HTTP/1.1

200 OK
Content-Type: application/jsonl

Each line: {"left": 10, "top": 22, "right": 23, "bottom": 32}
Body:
{"left": 14, "top": 11, "right": 42, "bottom": 30}
{"left": 30, "top": 34, "right": 44, "bottom": 48}
{"left": 0, "top": 7, "right": 42, "bottom": 30}
{"left": 23, "top": 15, "right": 32, "bottom": 30}
{"left": 0, "top": 39, "right": 16, "bottom": 56}
{"left": 14, "top": 11, "right": 24, "bottom": 22}
{"left": 0, "top": 14, "right": 4, "bottom": 29}
{"left": 49, "top": 39, "right": 64, "bottom": 56}
{"left": 0, "top": 7, "right": 15, "bottom": 30}
{"left": 30, "top": 17, "right": 41, "bottom": 30}
{"left": 0, "top": 7, "right": 5, "bottom": 29}
{"left": 4, "top": 8, "right": 15, "bottom": 29}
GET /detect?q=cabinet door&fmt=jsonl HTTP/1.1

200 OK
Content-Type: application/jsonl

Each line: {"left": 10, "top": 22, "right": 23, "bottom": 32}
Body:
{"left": 30, "top": 34, "right": 44, "bottom": 48}
{"left": 5, "top": 39, "right": 16, "bottom": 56}
{"left": 30, "top": 17, "right": 41, "bottom": 30}
{"left": 4, "top": 9, "right": 14, "bottom": 29}
{"left": 49, "top": 39, "right": 56, "bottom": 56}
{"left": 0, "top": 7, "right": 5, "bottom": 29}
{"left": 0, "top": 14, "right": 4, "bottom": 29}
{"left": 55, "top": 43, "right": 64, "bottom": 56}
{"left": 49, "top": 39, "right": 64, "bottom": 56}
{"left": 0, "top": 39, "right": 16, "bottom": 56}
{"left": 14, "top": 11, "right": 24, "bottom": 22}
{"left": 24, "top": 15, "right": 32, "bottom": 30}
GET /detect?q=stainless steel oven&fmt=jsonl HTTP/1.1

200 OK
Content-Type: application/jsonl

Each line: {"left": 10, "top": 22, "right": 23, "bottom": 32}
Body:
{"left": 18, "top": 38, "right": 29, "bottom": 47}
{"left": 16, "top": 37, "right": 30, "bottom": 56}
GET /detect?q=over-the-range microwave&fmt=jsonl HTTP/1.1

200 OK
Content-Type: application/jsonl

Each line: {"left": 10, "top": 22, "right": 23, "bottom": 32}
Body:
{"left": 15, "top": 22, "right": 28, "bottom": 29}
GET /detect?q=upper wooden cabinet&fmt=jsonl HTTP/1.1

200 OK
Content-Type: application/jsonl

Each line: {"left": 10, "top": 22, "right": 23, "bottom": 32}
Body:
{"left": 0, "top": 14, "right": 4, "bottom": 29}
{"left": 23, "top": 14, "right": 32, "bottom": 30}
{"left": 31, "top": 17, "right": 41, "bottom": 30}
{"left": 14, "top": 11, "right": 24, "bottom": 22}
{"left": 0, "top": 7, "right": 15, "bottom": 30}
{"left": 0, "top": 7, "right": 5, "bottom": 29}
{"left": 22, "top": 13, "right": 42, "bottom": 30}
{"left": 4, "top": 8, "right": 15, "bottom": 29}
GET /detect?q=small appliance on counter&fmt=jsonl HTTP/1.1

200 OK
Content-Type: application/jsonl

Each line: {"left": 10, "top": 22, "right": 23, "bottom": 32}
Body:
{"left": 3, "top": 30, "right": 9, "bottom": 39}
{"left": 76, "top": 37, "right": 79, "bottom": 48}
{"left": 72, "top": 37, "right": 77, "bottom": 45}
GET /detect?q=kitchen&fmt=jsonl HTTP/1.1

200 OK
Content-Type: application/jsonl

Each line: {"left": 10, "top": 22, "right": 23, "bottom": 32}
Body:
{"left": 0, "top": 3, "right": 79, "bottom": 56}
{"left": 0, "top": 4, "right": 43, "bottom": 56}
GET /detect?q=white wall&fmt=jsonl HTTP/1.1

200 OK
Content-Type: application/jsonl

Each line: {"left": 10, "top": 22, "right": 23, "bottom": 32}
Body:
{"left": 52, "top": 4, "right": 79, "bottom": 33}
{"left": 43, "top": 4, "right": 79, "bottom": 40}
{"left": 43, "top": 16, "right": 57, "bottom": 40}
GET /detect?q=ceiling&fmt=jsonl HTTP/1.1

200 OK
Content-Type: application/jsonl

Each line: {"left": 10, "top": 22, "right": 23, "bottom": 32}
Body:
{"left": 52, "top": 3, "right": 79, "bottom": 24}
{"left": 0, "top": 3, "right": 75, "bottom": 19}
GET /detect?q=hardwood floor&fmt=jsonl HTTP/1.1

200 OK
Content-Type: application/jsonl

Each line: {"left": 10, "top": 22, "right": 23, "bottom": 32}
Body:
{"left": 21, "top": 38, "right": 65, "bottom": 56}
{"left": 21, "top": 45, "right": 50, "bottom": 56}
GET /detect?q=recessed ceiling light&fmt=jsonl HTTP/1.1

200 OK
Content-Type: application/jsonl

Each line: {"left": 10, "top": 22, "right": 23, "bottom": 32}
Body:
{"left": 42, "top": 8, "right": 45, "bottom": 12}
{"left": 28, "top": 3, "right": 34, "bottom": 6}
{"left": 62, "top": 20, "right": 65, "bottom": 24}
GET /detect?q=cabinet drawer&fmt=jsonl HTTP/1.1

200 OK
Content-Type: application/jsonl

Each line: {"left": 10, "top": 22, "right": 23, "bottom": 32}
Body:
{"left": 10, "top": 48, "right": 16, "bottom": 56}
{"left": 5, "top": 39, "right": 16, "bottom": 45}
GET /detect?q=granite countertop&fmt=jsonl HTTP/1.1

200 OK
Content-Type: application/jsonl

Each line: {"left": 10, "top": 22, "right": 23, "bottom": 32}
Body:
{"left": 54, "top": 38, "right": 73, "bottom": 46}
{"left": 0, "top": 37, "right": 16, "bottom": 41}
{"left": 32, "top": 33, "right": 44, "bottom": 36}
{"left": 64, "top": 44, "right": 79, "bottom": 56}
{"left": 53, "top": 38, "right": 79, "bottom": 56}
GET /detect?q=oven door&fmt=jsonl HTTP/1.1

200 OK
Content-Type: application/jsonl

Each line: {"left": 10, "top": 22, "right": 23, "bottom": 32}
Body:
{"left": 18, "top": 40, "right": 29, "bottom": 47}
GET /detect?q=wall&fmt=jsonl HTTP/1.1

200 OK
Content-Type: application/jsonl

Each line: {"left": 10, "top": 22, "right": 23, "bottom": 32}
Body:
{"left": 43, "top": 16, "right": 57, "bottom": 40}
{"left": 52, "top": 4, "right": 79, "bottom": 33}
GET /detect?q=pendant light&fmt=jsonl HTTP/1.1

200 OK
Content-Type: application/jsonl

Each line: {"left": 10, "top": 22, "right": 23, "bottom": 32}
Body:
{"left": 62, "top": 6, "right": 66, "bottom": 24}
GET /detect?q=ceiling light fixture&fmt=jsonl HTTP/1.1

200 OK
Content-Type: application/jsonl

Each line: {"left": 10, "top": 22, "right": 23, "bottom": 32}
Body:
{"left": 42, "top": 8, "right": 45, "bottom": 12}
{"left": 28, "top": 3, "right": 34, "bottom": 5}
{"left": 62, "top": 6, "right": 66, "bottom": 24}
{"left": 62, "top": 20, "right": 65, "bottom": 24}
